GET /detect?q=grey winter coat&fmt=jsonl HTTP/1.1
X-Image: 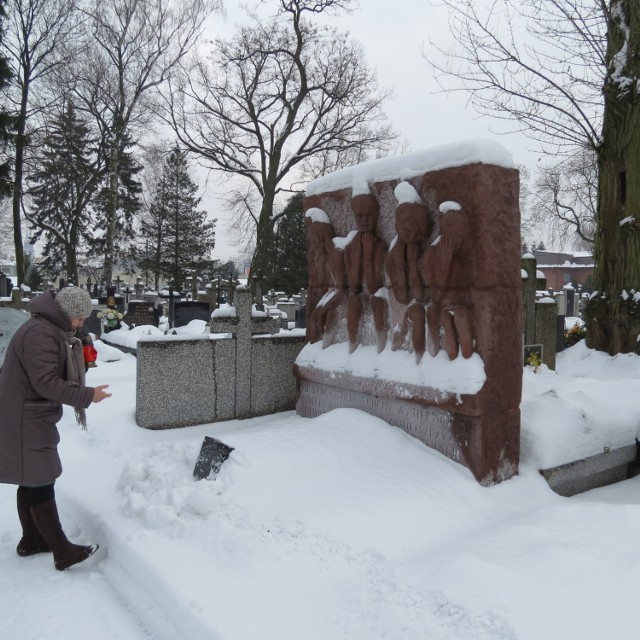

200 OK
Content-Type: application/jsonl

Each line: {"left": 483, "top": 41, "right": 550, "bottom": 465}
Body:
{"left": 0, "top": 291, "right": 94, "bottom": 486}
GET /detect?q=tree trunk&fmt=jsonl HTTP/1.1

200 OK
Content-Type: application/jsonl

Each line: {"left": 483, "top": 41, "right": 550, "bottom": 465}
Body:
{"left": 250, "top": 194, "right": 276, "bottom": 293}
{"left": 103, "top": 139, "right": 120, "bottom": 288}
{"left": 66, "top": 242, "right": 78, "bottom": 287}
{"left": 11, "top": 81, "right": 29, "bottom": 287}
{"left": 585, "top": 1, "right": 640, "bottom": 355}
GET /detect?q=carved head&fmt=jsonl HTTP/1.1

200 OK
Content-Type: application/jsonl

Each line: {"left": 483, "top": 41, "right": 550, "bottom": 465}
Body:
{"left": 307, "top": 220, "right": 334, "bottom": 253}
{"left": 395, "top": 202, "right": 431, "bottom": 244}
{"left": 351, "top": 194, "right": 379, "bottom": 233}
{"left": 440, "top": 209, "right": 471, "bottom": 245}
{"left": 305, "top": 209, "right": 335, "bottom": 254}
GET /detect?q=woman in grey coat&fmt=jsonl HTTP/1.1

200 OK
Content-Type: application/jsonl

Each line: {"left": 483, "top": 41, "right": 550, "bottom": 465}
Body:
{"left": 0, "top": 286, "right": 111, "bottom": 570}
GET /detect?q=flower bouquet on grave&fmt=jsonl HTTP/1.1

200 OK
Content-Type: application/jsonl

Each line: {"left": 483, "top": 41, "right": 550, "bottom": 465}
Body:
{"left": 97, "top": 308, "right": 123, "bottom": 328}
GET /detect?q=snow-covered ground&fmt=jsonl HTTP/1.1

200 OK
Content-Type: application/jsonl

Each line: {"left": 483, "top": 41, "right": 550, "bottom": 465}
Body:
{"left": 2, "top": 340, "right": 640, "bottom": 640}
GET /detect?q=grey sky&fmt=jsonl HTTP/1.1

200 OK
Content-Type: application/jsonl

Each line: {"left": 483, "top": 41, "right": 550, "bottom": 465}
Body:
{"left": 202, "top": 0, "right": 537, "bottom": 261}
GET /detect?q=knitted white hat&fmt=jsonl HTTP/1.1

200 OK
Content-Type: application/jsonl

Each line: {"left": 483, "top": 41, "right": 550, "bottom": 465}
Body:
{"left": 54, "top": 286, "right": 93, "bottom": 319}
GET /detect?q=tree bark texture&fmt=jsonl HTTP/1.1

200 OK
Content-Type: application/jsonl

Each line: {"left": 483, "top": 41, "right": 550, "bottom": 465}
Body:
{"left": 102, "top": 139, "right": 120, "bottom": 288}
{"left": 586, "top": 1, "right": 640, "bottom": 354}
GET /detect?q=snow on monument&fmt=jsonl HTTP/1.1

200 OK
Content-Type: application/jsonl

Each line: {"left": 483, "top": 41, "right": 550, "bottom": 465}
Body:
{"left": 294, "top": 140, "right": 522, "bottom": 485}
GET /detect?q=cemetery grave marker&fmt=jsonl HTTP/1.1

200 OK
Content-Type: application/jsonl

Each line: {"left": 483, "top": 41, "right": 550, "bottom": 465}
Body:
{"left": 295, "top": 141, "right": 522, "bottom": 485}
{"left": 123, "top": 300, "right": 159, "bottom": 327}
{"left": 173, "top": 301, "right": 211, "bottom": 328}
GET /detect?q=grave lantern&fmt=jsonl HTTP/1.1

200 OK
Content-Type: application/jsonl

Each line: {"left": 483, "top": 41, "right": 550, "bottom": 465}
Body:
{"left": 135, "top": 277, "right": 144, "bottom": 299}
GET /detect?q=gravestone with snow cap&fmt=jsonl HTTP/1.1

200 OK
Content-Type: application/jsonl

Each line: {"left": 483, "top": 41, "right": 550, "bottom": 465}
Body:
{"left": 294, "top": 140, "right": 522, "bottom": 485}
{"left": 211, "top": 285, "right": 281, "bottom": 419}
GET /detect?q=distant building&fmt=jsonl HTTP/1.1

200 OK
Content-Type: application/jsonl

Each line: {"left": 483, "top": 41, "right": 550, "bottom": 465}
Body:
{"left": 532, "top": 250, "right": 594, "bottom": 291}
{"left": 0, "top": 258, "right": 17, "bottom": 279}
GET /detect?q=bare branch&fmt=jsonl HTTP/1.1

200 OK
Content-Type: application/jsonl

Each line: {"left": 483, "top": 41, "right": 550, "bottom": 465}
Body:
{"left": 427, "top": 0, "right": 607, "bottom": 156}
{"left": 160, "top": 1, "right": 394, "bottom": 282}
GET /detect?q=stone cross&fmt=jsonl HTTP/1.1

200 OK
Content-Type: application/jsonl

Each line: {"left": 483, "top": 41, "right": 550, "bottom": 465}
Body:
{"left": 521, "top": 253, "right": 537, "bottom": 344}
{"left": 216, "top": 275, "right": 223, "bottom": 307}
{"left": 190, "top": 273, "right": 199, "bottom": 300}
{"left": 209, "top": 286, "right": 281, "bottom": 418}
{"left": 226, "top": 275, "right": 235, "bottom": 305}
{"left": 205, "top": 280, "right": 216, "bottom": 311}
{"left": 252, "top": 270, "right": 265, "bottom": 311}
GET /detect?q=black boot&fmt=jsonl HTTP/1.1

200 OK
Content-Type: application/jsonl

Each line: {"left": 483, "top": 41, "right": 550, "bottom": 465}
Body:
{"left": 16, "top": 487, "right": 50, "bottom": 557}
{"left": 30, "top": 499, "right": 99, "bottom": 571}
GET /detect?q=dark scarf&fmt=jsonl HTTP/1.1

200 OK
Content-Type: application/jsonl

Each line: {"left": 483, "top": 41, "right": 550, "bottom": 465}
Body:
{"left": 64, "top": 331, "right": 88, "bottom": 429}
{"left": 39, "top": 317, "right": 88, "bottom": 429}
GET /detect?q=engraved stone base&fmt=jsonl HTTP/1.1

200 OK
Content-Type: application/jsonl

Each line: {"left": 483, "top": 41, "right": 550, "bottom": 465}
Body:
{"left": 296, "top": 375, "right": 520, "bottom": 485}
{"left": 298, "top": 379, "right": 463, "bottom": 462}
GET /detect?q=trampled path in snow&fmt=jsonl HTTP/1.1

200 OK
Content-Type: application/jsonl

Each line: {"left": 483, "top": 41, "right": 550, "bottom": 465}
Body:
{"left": 0, "top": 486, "right": 153, "bottom": 640}
{"left": 4, "top": 472, "right": 640, "bottom": 640}
{"left": 4, "top": 343, "right": 640, "bottom": 640}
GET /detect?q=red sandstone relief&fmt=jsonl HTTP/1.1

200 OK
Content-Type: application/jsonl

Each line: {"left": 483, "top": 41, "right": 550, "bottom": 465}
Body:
{"left": 297, "top": 156, "right": 522, "bottom": 486}
{"left": 386, "top": 183, "right": 431, "bottom": 362}
{"left": 305, "top": 209, "right": 349, "bottom": 346}
{"left": 423, "top": 203, "right": 475, "bottom": 360}
{"left": 344, "top": 193, "right": 388, "bottom": 353}
{"left": 305, "top": 182, "right": 478, "bottom": 362}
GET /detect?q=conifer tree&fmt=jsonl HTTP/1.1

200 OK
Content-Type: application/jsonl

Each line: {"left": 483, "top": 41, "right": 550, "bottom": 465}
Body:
{"left": 144, "top": 144, "right": 216, "bottom": 290}
{"left": 0, "top": 0, "right": 14, "bottom": 197}
{"left": 26, "top": 101, "right": 102, "bottom": 284}
{"left": 91, "top": 130, "right": 142, "bottom": 279}
{"left": 271, "top": 192, "right": 308, "bottom": 296}
{"left": 137, "top": 173, "right": 168, "bottom": 291}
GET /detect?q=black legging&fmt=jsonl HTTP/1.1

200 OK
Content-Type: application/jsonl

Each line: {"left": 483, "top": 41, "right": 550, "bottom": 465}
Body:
{"left": 17, "top": 483, "right": 55, "bottom": 507}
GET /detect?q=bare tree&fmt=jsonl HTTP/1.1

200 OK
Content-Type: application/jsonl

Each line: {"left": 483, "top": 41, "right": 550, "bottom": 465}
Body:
{"left": 66, "top": 0, "right": 218, "bottom": 288}
{"left": 429, "top": 0, "right": 605, "bottom": 155}
{"left": 1, "top": 0, "right": 79, "bottom": 285}
{"left": 429, "top": 0, "right": 640, "bottom": 355}
{"left": 165, "top": 0, "right": 396, "bottom": 285}
{"left": 531, "top": 149, "right": 597, "bottom": 250}
{"left": 0, "top": 0, "right": 14, "bottom": 199}
{"left": 0, "top": 198, "right": 12, "bottom": 257}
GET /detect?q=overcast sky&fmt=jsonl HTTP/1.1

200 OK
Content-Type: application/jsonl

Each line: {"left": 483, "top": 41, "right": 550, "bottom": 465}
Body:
{"left": 201, "top": 0, "right": 538, "bottom": 262}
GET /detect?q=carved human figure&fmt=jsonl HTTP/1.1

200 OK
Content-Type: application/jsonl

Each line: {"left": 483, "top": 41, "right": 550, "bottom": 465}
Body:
{"left": 343, "top": 192, "right": 388, "bottom": 352}
{"left": 311, "top": 244, "right": 351, "bottom": 347}
{"left": 305, "top": 209, "right": 338, "bottom": 343}
{"left": 423, "top": 202, "right": 474, "bottom": 359}
{"left": 385, "top": 183, "right": 432, "bottom": 362}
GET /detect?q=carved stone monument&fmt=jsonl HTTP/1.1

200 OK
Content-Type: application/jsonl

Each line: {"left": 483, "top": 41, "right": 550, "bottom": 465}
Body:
{"left": 294, "top": 141, "right": 522, "bottom": 485}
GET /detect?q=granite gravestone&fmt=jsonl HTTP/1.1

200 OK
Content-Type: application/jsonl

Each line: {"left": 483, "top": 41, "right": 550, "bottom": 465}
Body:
{"left": 173, "top": 301, "right": 211, "bottom": 327}
{"left": 295, "top": 141, "right": 522, "bottom": 486}
{"left": 521, "top": 253, "right": 558, "bottom": 370}
{"left": 0, "top": 307, "right": 29, "bottom": 366}
{"left": 83, "top": 309, "right": 102, "bottom": 337}
{"left": 136, "top": 286, "right": 304, "bottom": 429}
{"left": 123, "top": 300, "right": 158, "bottom": 327}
